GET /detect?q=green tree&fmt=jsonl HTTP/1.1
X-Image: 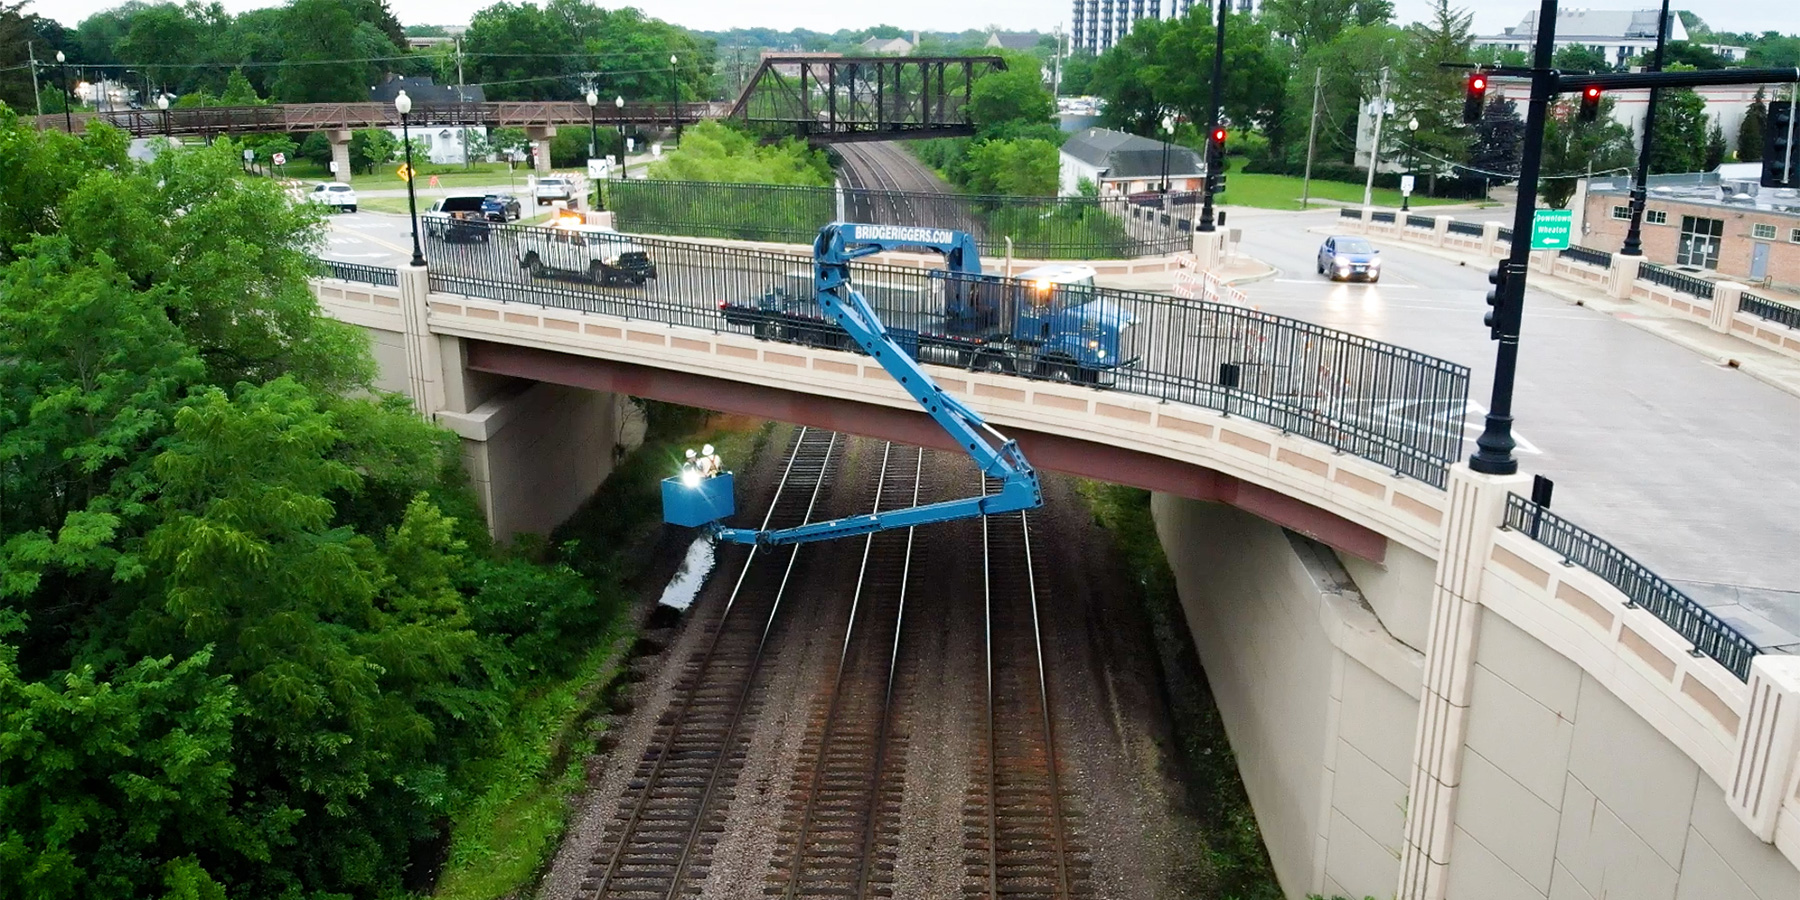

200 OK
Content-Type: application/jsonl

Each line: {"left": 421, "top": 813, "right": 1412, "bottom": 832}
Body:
{"left": 1738, "top": 87, "right": 1766, "bottom": 162}
{"left": 960, "top": 138, "right": 1060, "bottom": 195}
{"left": 271, "top": 0, "right": 401, "bottom": 103}
{"left": 1393, "top": 0, "right": 1476, "bottom": 176}
{"left": 647, "top": 120, "right": 830, "bottom": 184}
{"left": 1058, "top": 51, "right": 1097, "bottom": 96}
{"left": 350, "top": 127, "right": 399, "bottom": 174}
{"left": 1282, "top": 24, "right": 1406, "bottom": 166}
{"left": 1540, "top": 95, "right": 1635, "bottom": 206}
{"left": 1260, "top": 0, "right": 1394, "bottom": 54}
{"left": 219, "top": 69, "right": 264, "bottom": 106}
{"left": 1468, "top": 95, "right": 1523, "bottom": 188}
{"left": 1650, "top": 87, "right": 1709, "bottom": 173}
{"left": 1704, "top": 119, "right": 1729, "bottom": 169}
{"left": 1090, "top": 10, "right": 1287, "bottom": 142}
{"left": 1552, "top": 44, "right": 1613, "bottom": 73}
{"left": 969, "top": 50, "right": 1056, "bottom": 141}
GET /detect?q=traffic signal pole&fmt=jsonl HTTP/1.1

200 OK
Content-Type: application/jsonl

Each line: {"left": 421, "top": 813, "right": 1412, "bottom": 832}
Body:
{"left": 1198, "top": 0, "right": 1226, "bottom": 233}
{"left": 1468, "top": 0, "right": 1559, "bottom": 476}
{"left": 1463, "top": 0, "right": 1799, "bottom": 477}
{"left": 1618, "top": 0, "right": 1671, "bottom": 257}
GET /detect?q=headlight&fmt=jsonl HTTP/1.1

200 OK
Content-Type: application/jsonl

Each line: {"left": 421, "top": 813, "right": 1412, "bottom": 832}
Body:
{"left": 1035, "top": 279, "right": 1052, "bottom": 292}
{"left": 1096, "top": 348, "right": 1107, "bottom": 359}
{"left": 1334, "top": 256, "right": 1349, "bottom": 266}
{"left": 602, "top": 254, "right": 621, "bottom": 266}
{"left": 1088, "top": 339, "right": 1099, "bottom": 349}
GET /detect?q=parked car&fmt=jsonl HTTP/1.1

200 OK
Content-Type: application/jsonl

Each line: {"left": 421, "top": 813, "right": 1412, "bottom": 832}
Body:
{"left": 308, "top": 182, "right": 357, "bottom": 213}
{"left": 1317, "top": 235, "right": 1381, "bottom": 283}
{"left": 423, "top": 196, "right": 492, "bottom": 242}
{"left": 533, "top": 177, "right": 573, "bottom": 205}
{"left": 482, "top": 193, "right": 522, "bottom": 222}
{"left": 516, "top": 222, "right": 657, "bottom": 286}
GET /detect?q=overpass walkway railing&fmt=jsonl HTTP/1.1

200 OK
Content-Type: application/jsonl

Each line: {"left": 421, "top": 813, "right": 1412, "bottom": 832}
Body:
{"left": 405, "top": 223, "right": 1469, "bottom": 486}
{"left": 1503, "top": 493, "right": 1760, "bottom": 680}
{"left": 606, "top": 180, "right": 1196, "bottom": 260}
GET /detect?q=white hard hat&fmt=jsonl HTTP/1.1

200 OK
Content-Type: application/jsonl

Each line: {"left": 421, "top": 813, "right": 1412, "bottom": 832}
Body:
{"left": 702, "top": 444, "right": 715, "bottom": 456}
{"left": 685, "top": 448, "right": 696, "bottom": 458}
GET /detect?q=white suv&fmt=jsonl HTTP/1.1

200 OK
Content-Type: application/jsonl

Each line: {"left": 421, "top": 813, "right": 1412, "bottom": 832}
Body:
{"left": 533, "top": 176, "right": 573, "bottom": 205}
{"left": 308, "top": 182, "right": 358, "bottom": 213}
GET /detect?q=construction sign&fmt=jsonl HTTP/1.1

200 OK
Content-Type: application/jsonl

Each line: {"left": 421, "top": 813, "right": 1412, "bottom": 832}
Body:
{"left": 396, "top": 164, "right": 414, "bottom": 181}
{"left": 428, "top": 175, "right": 440, "bottom": 187}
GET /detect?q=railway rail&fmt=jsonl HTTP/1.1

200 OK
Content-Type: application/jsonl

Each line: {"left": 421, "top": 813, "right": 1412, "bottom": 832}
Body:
{"left": 834, "top": 143, "right": 986, "bottom": 239}
{"left": 766, "top": 443, "right": 928, "bottom": 898}
{"left": 583, "top": 427, "right": 841, "bottom": 900}
{"left": 963, "top": 477, "right": 1091, "bottom": 900}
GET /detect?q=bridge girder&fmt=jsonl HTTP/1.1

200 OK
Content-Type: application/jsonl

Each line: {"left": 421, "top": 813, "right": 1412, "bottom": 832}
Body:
{"left": 727, "top": 55, "right": 1007, "bottom": 144}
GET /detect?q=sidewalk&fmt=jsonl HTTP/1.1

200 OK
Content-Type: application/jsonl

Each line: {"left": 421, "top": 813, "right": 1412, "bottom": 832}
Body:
{"left": 1327, "top": 223, "right": 1800, "bottom": 402}
{"left": 1096, "top": 251, "right": 1277, "bottom": 294}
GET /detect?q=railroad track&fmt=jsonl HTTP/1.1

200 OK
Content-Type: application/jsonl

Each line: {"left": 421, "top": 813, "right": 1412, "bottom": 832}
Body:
{"left": 963, "top": 478, "right": 1091, "bottom": 900}
{"left": 583, "top": 427, "right": 842, "bottom": 900}
{"left": 765, "top": 443, "right": 929, "bottom": 899}
{"left": 835, "top": 143, "right": 985, "bottom": 239}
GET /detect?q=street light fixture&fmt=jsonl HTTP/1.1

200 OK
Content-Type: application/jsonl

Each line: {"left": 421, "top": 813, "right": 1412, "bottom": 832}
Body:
{"left": 157, "top": 92, "right": 169, "bottom": 140}
{"left": 1620, "top": 0, "right": 1672, "bottom": 257}
{"left": 1160, "top": 114, "right": 1175, "bottom": 193}
{"left": 585, "top": 89, "right": 603, "bottom": 211}
{"left": 396, "top": 90, "right": 425, "bottom": 268}
{"left": 56, "top": 50, "right": 71, "bottom": 134}
{"left": 615, "top": 95, "right": 626, "bottom": 175}
{"left": 669, "top": 54, "right": 680, "bottom": 145}
{"left": 1402, "top": 116, "right": 1418, "bottom": 211}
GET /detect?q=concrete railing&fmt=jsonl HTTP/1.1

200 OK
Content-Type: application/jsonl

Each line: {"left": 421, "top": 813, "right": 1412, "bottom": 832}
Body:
{"left": 1344, "top": 208, "right": 1800, "bottom": 362}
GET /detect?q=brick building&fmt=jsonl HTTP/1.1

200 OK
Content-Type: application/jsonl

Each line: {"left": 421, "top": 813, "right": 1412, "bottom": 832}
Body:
{"left": 1579, "top": 172, "right": 1800, "bottom": 289}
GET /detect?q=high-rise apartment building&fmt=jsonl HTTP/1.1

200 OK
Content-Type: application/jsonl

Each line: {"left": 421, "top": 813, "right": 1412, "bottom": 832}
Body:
{"left": 1071, "top": 0, "right": 1250, "bottom": 54}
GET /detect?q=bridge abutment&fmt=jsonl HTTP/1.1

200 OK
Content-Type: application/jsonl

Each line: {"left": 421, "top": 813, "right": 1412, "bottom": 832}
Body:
{"left": 327, "top": 129, "right": 353, "bottom": 184}
{"left": 527, "top": 125, "right": 557, "bottom": 175}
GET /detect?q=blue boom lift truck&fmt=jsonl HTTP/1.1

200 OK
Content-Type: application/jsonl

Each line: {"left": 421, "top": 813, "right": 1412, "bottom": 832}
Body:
{"left": 665, "top": 222, "right": 1079, "bottom": 545}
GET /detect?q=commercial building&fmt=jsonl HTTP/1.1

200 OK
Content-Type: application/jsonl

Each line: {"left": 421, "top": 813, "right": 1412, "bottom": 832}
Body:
{"left": 1070, "top": 0, "right": 1252, "bottom": 55}
{"left": 1578, "top": 170, "right": 1800, "bottom": 288}
{"left": 1474, "top": 8, "right": 1746, "bottom": 67}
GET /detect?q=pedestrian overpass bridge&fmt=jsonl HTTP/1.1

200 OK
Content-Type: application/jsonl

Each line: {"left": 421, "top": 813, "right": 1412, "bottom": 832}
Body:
{"left": 309, "top": 236, "right": 1800, "bottom": 900}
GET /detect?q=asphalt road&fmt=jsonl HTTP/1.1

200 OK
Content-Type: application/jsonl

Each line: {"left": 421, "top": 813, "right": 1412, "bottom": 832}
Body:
{"left": 325, "top": 208, "right": 1800, "bottom": 648}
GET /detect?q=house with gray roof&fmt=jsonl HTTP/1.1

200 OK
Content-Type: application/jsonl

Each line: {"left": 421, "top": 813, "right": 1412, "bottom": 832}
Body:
{"left": 1058, "top": 127, "right": 1206, "bottom": 197}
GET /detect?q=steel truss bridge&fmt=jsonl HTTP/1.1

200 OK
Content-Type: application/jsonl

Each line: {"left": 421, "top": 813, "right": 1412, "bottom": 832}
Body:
{"left": 33, "top": 55, "right": 1005, "bottom": 143}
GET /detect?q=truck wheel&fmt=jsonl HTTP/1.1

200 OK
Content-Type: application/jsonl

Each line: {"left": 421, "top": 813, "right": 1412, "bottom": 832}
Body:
{"left": 348, "top": 205, "right": 357, "bottom": 213}
{"left": 1041, "top": 355, "right": 1079, "bottom": 383}
{"left": 975, "top": 352, "right": 1012, "bottom": 374}
{"left": 522, "top": 251, "right": 546, "bottom": 277}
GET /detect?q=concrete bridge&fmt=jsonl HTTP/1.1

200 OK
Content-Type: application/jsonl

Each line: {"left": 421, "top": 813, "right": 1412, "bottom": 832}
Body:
{"left": 309, "top": 240, "right": 1800, "bottom": 900}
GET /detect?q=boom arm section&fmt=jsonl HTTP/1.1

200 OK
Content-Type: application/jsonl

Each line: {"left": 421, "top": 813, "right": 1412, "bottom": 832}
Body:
{"left": 714, "top": 223, "right": 1042, "bottom": 545}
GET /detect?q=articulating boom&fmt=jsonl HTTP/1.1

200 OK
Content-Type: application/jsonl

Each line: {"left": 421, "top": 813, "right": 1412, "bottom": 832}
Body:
{"left": 710, "top": 222, "right": 1042, "bottom": 546}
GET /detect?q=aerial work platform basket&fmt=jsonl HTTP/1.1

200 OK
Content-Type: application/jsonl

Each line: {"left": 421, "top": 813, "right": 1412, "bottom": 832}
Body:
{"left": 661, "top": 472, "right": 736, "bottom": 528}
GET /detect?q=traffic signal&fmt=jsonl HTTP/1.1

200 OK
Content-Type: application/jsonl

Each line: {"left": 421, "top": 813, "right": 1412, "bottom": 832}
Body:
{"left": 1205, "top": 126, "right": 1228, "bottom": 195}
{"left": 1485, "top": 265, "right": 1507, "bottom": 340}
{"left": 1765, "top": 100, "right": 1795, "bottom": 189}
{"left": 1209, "top": 126, "right": 1228, "bottom": 147}
{"left": 1463, "top": 73, "right": 1488, "bottom": 125}
{"left": 1578, "top": 85, "right": 1602, "bottom": 122}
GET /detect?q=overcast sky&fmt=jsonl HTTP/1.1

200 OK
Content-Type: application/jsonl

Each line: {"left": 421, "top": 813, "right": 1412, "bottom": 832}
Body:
{"left": 34, "top": 0, "right": 1800, "bottom": 40}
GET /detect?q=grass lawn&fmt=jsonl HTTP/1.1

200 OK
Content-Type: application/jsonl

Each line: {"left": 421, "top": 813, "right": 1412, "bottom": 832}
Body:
{"left": 1216, "top": 158, "right": 1475, "bottom": 211}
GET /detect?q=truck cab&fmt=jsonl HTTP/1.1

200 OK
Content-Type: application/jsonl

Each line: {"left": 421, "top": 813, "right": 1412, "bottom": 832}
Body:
{"left": 516, "top": 222, "right": 658, "bottom": 286}
{"left": 423, "top": 195, "right": 492, "bottom": 242}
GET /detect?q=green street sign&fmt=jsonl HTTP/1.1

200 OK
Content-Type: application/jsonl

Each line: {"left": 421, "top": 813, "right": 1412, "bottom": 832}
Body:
{"left": 1530, "top": 208, "right": 1573, "bottom": 250}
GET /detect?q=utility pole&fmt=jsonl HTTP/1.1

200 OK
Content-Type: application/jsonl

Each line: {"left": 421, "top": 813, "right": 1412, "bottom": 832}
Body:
{"left": 1618, "top": 0, "right": 1670, "bottom": 256}
{"left": 1362, "top": 66, "right": 1390, "bottom": 208}
{"left": 1301, "top": 66, "right": 1321, "bottom": 210}
{"left": 1052, "top": 24, "right": 1064, "bottom": 97}
{"left": 28, "top": 41, "right": 43, "bottom": 117}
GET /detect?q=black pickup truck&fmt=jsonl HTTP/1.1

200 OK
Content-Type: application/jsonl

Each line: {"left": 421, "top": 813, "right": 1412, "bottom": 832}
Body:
{"left": 423, "top": 195, "right": 492, "bottom": 242}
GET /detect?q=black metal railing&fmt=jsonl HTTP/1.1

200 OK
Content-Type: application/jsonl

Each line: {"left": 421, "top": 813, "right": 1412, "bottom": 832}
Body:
{"left": 420, "top": 222, "right": 1471, "bottom": 486}
{"left": 1339, "top": 207, "right": 1361, "bottom": 220}
{"left": 1639, "top": 263, "right": 1715, "bottom": 300}
{"left": 1406, "top": 214, "right": 1435, "bottom": 229}
{"left": 1496, "top": 226, "right": 1513, "bottom": 243}
{"left": 319, "top": 259, "right": 398, "bottom": 287}
{"left": 1503, "top": 494, "right": 1759, "bottom": 680}
{"left": 1740, "top": 292, "right": 1800, "bottom": 331}
{"left": 605, "top": 180, "right": 1196, "bottom": 260}
{"left": 1559, "top": 244, "right": 1613, "bottom": 268}
{"left": 1370, "top": 211, "right": 1396, "bottom": 224}
{"left": 1447, "top": 220, "right": 1484, "bottom": 237}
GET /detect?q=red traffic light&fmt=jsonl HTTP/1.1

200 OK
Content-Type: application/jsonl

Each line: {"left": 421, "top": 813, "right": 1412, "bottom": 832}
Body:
{"left": 1584, "top": 86, "right": 1601, "bottom": 99}
{"left": 1470, "top": 74, "right": 1488, "bottom": 93}
{"left": 1210, "top": 127, "right": 1227, "bottom": 144}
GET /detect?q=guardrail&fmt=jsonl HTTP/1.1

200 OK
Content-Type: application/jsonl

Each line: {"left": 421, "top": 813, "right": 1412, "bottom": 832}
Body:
{"left": 319, "top": 259, "right": 398, "bottom": 287}
{"left": 1339, "top": 207, "right": 1360, "bottom": 220}
{"left": 423, "top": 223, "right": 1471, "bottom": 486}
{"left": 1639, "top": 263, "right": 1716, "bottom": 300}
{"left": 1447, "top": 220, "right": 1484, "bottom": 237}
{"left": 1741, "top": 292, "right": 1800, "bottom": 330}
{"left": 1503, "top": 493, "right": 1759, "bottom": 680}
{"left": 1371, "top": 211, "right": 1396, "bottom": 224}
{"left": 1559, "top": 244, "right": 1613, "bottom": 268}
{"left": 1405, "top": 214, "right": 1435, "bottom": 229}
{"left": 607, "top": 180, "right": 1195, "bottom": 260}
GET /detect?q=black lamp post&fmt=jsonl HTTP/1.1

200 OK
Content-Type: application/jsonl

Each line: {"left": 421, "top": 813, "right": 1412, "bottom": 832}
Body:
{"left": 614, "top": 95, "right": 626, "bottom": 173}
{"left": 1401, "top": 116, "right": 1418, "bottom": 211}
{"left": 585, "top": 88, "right": 598, "bottom": 160}
{"left": 1159, "top": 114, "right": 1174, "bottom": 193}
{"left": 1620, "top": 0, "right": 1671, "bottom": 256}
{"left": 1198, "top": 0, "right": 1227, "bottom": 232}
{"left": 56, "top": 50, "right": 71, "bottom": 133}
{"left": 397, "top": 90, "right": 425, "bottom": 268}
{"left": 669, "top": 54, "right": 680, "bottom": 145}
